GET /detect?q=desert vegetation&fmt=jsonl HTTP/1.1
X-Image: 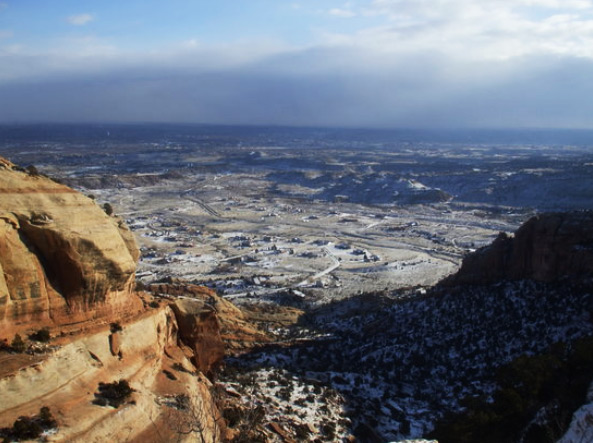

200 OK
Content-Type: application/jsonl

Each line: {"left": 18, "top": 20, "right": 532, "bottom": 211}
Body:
{"left": 0, "top": 407, "right": 57, "bottom": 442}
{"left": 92, "top": 379, "right": 135, "bottom": 408}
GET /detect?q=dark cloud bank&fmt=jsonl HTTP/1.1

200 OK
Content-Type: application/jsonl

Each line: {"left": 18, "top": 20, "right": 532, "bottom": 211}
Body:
{"left": 2, "top": 49, "right": 593, "bottom": 129}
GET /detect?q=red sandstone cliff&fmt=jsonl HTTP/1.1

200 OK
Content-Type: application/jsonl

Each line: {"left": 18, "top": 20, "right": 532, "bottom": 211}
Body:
{"left": 0, "top": 158, "right": 226, "bottom": 442}
{"left": 149, "top": 283, "right": 271, "bottom": 352}
{"left": 444, "top": 211, "right": 593, "bottom": 286}
{"left": 0, "top": 157, "right": 143, "bottom": 335}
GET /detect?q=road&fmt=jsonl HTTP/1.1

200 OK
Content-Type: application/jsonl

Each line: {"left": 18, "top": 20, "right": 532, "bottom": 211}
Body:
{"left": 182, "top": 189, "right": 221, "bottom": 217}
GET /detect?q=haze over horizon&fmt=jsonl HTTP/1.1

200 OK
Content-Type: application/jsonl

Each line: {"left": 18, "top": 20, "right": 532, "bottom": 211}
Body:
{"left": 1, "top": 1, "right": 593, "bottom": 129}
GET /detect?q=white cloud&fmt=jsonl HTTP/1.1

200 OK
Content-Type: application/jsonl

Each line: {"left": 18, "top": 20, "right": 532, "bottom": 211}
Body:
{"left": 0, "top": 0, "right": 592, "bottom": 128}
{"left": 329, "top": 8, "right": 356, "bottom": 18}
{"left": 0, "top": 43, "right": 21, "bottom": 55}
{"left": 67, "top": 13, "right": 94, "bottom": 26}
{"left": 520, "top": 0, "right": 593, "bottom": 8}
{"left": 338, "top": 0, "right": 593, "bottom": 60}
{"left": 0, "top": 34, "right": 294, "bottom": 83}
{"left": 183, "top": 39, "right": 199, "bottom": 49}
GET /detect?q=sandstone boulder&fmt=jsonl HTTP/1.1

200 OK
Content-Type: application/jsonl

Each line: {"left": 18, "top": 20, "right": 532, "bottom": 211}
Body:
{"left": 0, "top": 157, "right": 142, "bottom": 336}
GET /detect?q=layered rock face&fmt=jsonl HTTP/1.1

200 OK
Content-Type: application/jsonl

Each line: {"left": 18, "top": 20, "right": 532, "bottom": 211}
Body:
{"left": 150, "top": 283, "right": 270, "bottom": 351}
{"left": 171, "top": 298, "right": 225, "bottom": 379}
{"left": 445, "top": 211, "right": 593, "bottom": 286}
{"left": 0, "top": 306, "right": 224, "bottom": 442}
{"left": 0, "top": 160, "right": 225, "bottom": 441}
{"left": 0, "top": 157, "right": 142, "bottom": 335}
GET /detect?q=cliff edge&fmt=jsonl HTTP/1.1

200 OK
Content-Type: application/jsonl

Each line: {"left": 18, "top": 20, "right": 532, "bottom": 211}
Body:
{"left": 0, "top": 157, "right": 142, "bottom": 336}
{"left": 0, "top": 159, "right": 225, "bottom": 442}
{"left": 444, "top": 211, "right": 593, "bottom": 286}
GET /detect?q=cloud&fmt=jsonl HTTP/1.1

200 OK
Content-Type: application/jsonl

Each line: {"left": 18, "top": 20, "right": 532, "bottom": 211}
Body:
{"left": 1, "top": 0, "right": 592, "bottom": 128}
{"left": 67, "top": 13, "right": 94, "bottom": 26}
{"left": 182, "top": 39, "right": 199, "bottom": 49}
{"left": 0, "top": 45, "right": 592, "bottom": 129}
{"left": 338, "top": 0, "right": 593, "bottom": 61}
{"left": 521, "top": 0, "right": 593, "bottom": 8}
{"left": 0, "top": 34, "right": 297, "bottom": 83}
{"left": 329, "top": 8, "right": 356, "bottom": 18}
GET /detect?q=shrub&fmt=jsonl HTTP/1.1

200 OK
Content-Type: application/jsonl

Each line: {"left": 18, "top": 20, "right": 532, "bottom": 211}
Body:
{"left": 39, "top": 406, "right": 57, "bottom": 429}
{"left": 11, "top": 416, "right": 42, "bottom": 440}
{"left": 103, "top": 203, "right": 114, "bottom": 216}
{"left": 93, "top": 379, "right": 134, "bottom": 408}
{"left": 430, "top": 337, "right": 593, "bottom": 443}
{"left": 0, "top": 407, "right": 57, "bottom": 442}
{"left": 25, "top": 165, "right": 39, "bottom": 176}
{"left": 322, "top": 422, "right": 336, "bottom": 439}
{"left": 223, "top": 406, "right": 244, "bottom": 428}
{"left": 135, "top": 280, "right": 146, "bottom": 291}
{"left": 29, "top": 328, "right": 51, "bottom": 343}
{"left": 110, "top": 322, "right": 122, "bottom": 333}
{"left": 93, "top": 397, "right": 108, "bottom": 407}
{"left": 11, "top": 334, "right": 26, "bottom": 353}
{"left": 294, "top": 423, "right": 311, "bottom": 440}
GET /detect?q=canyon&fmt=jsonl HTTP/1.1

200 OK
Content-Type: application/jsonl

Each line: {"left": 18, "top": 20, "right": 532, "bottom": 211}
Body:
{"left": 1, "top": 125, "right": 592, "bottom": 442}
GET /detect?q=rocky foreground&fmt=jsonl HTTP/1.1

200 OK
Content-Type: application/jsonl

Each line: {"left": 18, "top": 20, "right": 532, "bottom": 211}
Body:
{"left": 0, "top": 158, "right": 235, "bottom": 442}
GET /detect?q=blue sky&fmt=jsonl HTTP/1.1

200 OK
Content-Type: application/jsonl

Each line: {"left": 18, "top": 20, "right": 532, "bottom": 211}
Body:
{"left": 1, "top": 0, "right": 593, "bottom": 128}
{"left": 0, "top": 1, "right": 384, "bottom": 48}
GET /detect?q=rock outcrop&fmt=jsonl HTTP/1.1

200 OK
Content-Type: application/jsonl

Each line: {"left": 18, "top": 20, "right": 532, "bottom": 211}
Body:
{"left": 150, "top": 283, "right": 271, "bottom": 351}
{"left": 0, "top": 160, "right": 226, "bottom": 442}
{"left": 0, "top": 307, "right": 223, "bottom": 442}
{"left": 558, "top": 382, "right": 593, "bottom": 443}
{"left": 171, "top": 298, "right": 225, "bottom": 378}
{"left": 0, "top": 157, "right": 142, "bottom": 335}
{"left": 444, "top": 211, "right": 593, "bottom": 286}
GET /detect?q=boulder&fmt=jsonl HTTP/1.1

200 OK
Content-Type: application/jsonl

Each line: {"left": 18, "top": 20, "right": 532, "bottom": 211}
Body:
{"left": 0, "top": 157, "right": 142, "bottom": 336}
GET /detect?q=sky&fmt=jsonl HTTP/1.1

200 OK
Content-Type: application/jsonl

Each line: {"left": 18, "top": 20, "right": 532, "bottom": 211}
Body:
{"left": 1, "top": 0, "right": 593, "bottom": 128}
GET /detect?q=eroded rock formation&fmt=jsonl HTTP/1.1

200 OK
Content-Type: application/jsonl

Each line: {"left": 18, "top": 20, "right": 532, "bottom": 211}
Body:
{"left": 0, "top": 157, "right": 142, "bottom": 335}
{"left": 0, "top": 307, "right": 224, "bottom": 442}
{"left": 171, "top": 298, "right": 225, "bottom": 378}
{"left": 445, "top": 211, "right": 593, "bottom": 285}
{"left": 150, "top": 282, "right": 271, "bottom": 351}
{"left": 0, "top": 159, "right": 226, "bottom": 442}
